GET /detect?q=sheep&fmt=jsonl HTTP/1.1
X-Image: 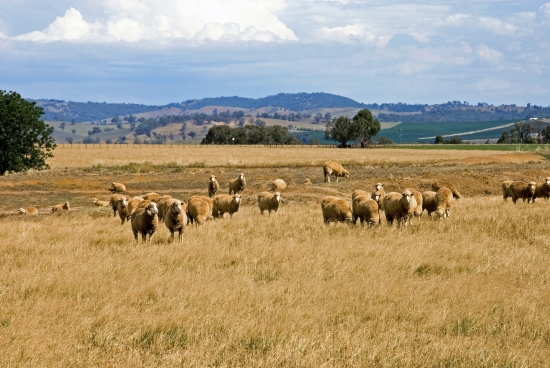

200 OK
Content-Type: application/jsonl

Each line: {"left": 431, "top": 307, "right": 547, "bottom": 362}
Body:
{"left": 321, "top": 196, "right": 352, "bottom": 224}
{"left": 143, "top": 193, "right": 161, "bottom": 202}
{"left": 258, "top": 191, "right": 282, "bottom": 216}
{"left": 382, "top": 190, "right": 416, "bottom": 227}
{"left": 126, "top": 197, "right": 145, "bottom": 219}
{"left": 187, "top": 196, "right": 214, "bottom": 225}
{"left": 502, "top": 180, "right": 514, "bottom": 201}
{"left": 304, "top": 178, "right": 312, "bottom": 185}
{"left": 213, "top": 194, "right": 241, "bottom": 219}
{"left": 374, "top": 182, "right": 384, "bottom": 191}
{"left": 208, "top": 175, "right": 219, "bottom": 198}
{"left": 163, "top": 199, "right": 187, "bottom": 243}
{"left": 434, "top": 188, "right": 453, "bottom": 219}
{"left": 156, "top": 195, "right": 173, "bottom": 223}
{"left": 509, "top": 181, "right": 536, "bottom": 204}
{"left": 229, "top": 173, "right": 246, "bottom": 195}
{"left": 110, "top": 182, "right": 126, "bottom": 193}
{"left": 431, "top": 180, "right": 461, "bottom": 200}
{"left": 533, "top": 177, "right": 550, "bottom": 202}
{"left": 269, "top": 179, "right": 287, "bottom": 192}
{"left": 17, "top": 207, "right": 38, "bottom": 215}
{"left": 405, "top": 188, "right": 423, "bottom": 218}
{"left": 109, "top": 194, "right": 127, "bottom": 217}
{"left": 52, "top": 202, "right": 70, "bottom": 213}
{"left": 130, "top": 202, "right": 159, "bottom": 243}
{"left": 352, "top": 190, "right": 371, "bottom": 201}
{"left": 323, "top": 161, "right": 349, "bottom": 183}
{"left": 93, "top": 198, "right": 109, "bottom": 207}
{"left": 116, "top": 197, "right": 129, "bottom": 224}
{"left": 421, "top": 191, "right": 438, "bottom": 217}
{"left": 351, "top": 195, "right": 380, "bottom": 226}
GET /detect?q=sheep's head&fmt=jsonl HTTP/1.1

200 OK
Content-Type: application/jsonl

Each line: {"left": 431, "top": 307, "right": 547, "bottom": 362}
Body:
{"left": 401, "top": 190, "right": 413, "bottom": 205}
{"left": 172, "top": 200, "right": 182, "bottom": 213}
{"left": 372, "top": 191, "right": 382, "bottom": 203}
{"left": 210, "top": 176, "right": 216, "bottom": 182}
{"left": 93, "top": 198, "right": 98, "bottom": 203}
{"left": 436, "top": 209, "right": 447, "bottom": 219}
{"left": 528, "top": 182, "right": 536, "bottom": 194}
{"left": 17, "top": 208, "right": 27, "bottom": 214}
{"left": 118, "top": 197, "right": 128, "bottom": 207}
{"left": 239, "top": 173, "right": 245, "bottom": 180}
{"left": 375, "top": 183, "right": 384, "bottom": 191}
{"left": 273, "top": 192, "right": 281, "bottom": 202}
{"left": 146, "top": 203, "right": 158, "bottom": 216}
{"left": 545, "top": 177, "right": 550, "bottom": 187}
{"left": 343, "top": 169, "right": 349, "bottom": 178}
{"left": 232, "top": 194, "right": 241, "bottom": 204}
{"left": 62, "top": 202, "right": 70, "bottom": 210}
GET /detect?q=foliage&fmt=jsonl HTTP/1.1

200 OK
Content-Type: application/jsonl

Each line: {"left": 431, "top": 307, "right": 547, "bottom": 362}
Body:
{"left": 377, "top": 136, "right": 393, "bottom": 145}
{"left": 352, "top": 109, "right": 381, "bottom": 147}
{"left": 497, "top": 122, "right": 535, "bottom": 144}
{"left": 324, "top": 116, "right": 355, "bottom": 147}
{"left": 201, "top": 125, "right": 301, "bottom": 145}
{"left": 0, "top": 90, "right": 56, "bottom": 175}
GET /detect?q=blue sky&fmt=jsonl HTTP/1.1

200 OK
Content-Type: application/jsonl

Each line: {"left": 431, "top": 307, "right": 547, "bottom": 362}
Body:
{"left": 1, "top": 0, "right": 549, "bottom": 106}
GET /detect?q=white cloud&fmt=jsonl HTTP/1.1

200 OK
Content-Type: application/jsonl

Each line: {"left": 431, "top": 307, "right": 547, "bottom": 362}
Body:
{"left": 477, "top": 44, "right": 503, "bottom": 64}
{"left": 13, "top": 0, "right": 297, "bottom": 43}
{"left": 475, "top": 78, "right": 511, "bottom": 91}
{"left": 479, "top": 17, "right": 517, "bottom": 35}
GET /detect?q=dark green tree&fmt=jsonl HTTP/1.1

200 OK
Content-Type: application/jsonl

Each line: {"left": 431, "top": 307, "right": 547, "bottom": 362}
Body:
{"left": 60, "top": 122, "right": 66, "bottom": 131}
{"left": 377, "top": 136, "right": 393, "bottom": 145}
{"left": 511, "top": 122, "right": 531, "bottom": 143}
{"left": 0, "top": 91, "right": 56, "bottom": 175}
{"left": 352, "top": 109, "right": 381, "bottom": 147}
{"left": 435, "top": 135, "right": 444, "bottom": 144}
{"left": 541, "top": 126, "right": 550, "bottom": 143}
{"left": 325, "top": 116, "right": 355, "bottom": 147}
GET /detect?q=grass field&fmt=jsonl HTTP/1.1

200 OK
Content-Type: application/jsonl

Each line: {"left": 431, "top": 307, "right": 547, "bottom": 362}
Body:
{"left": 2, "top": 146, "right": 550, "bottom": 366}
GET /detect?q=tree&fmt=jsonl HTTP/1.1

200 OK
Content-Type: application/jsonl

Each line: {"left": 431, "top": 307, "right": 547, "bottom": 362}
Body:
{"left": 435, "top": 135, "right": 444, "bottom": 144}
{"left": 324, "top": 116, "right": 355, "bottom": 147}
{"left": 65, "top": 137, "right": 73, "bottom": 144}
{"left": 71, "top": 129, "right": 76, "bottom": 135}
{"left": 111, "top": 115, "right": 120, "bottom": 123}
{"left": 187, "top": 131, "right": 197, "bottom": 139}
{"left": 511, "top": 122, "right": 531, "bottom": 143}
{"left": 0, "top": 91, "right": 56, "bottom": 175}
{"left": 352, "top": 109, "right": 380, "bottom": 147}
{"left": 60, "top": 122, "right": 66, "bottom": 131}
{"left": 377, "top": 136, "right": 393, "bottom": 145}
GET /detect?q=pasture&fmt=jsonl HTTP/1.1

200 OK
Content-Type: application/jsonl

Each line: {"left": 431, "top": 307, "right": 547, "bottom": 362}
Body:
{"left": 1, "top": 146, "right": 550, "bottom": 366}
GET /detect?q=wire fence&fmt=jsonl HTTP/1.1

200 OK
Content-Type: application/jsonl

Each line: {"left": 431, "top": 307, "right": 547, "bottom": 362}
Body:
{"left": 57, "top": 143, "right": 397, "bottom": 149}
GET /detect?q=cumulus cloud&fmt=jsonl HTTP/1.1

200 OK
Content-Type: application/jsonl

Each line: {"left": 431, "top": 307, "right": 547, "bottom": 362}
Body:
{"left": 477, "top": 44, "right": 503, "bottom": 64}
{"left": 13, "top": 0, "right": 297, "bottom": 43}
{"left": 479, "top": 17, "right": 517, "bottom": 35}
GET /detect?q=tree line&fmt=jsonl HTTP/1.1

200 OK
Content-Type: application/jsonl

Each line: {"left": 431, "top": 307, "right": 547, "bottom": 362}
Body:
{"left": 201, "top": 125, "right": 301, "bottom": 145}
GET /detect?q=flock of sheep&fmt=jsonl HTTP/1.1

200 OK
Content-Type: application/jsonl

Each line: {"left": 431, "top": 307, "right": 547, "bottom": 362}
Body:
{"left": 13, "top": 160, "right": 550, "bottom": 242}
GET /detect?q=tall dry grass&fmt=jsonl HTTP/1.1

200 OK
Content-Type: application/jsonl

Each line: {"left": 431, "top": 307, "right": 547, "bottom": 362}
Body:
{"left": 1, "top": 197, "right": 550, "bottom": 366}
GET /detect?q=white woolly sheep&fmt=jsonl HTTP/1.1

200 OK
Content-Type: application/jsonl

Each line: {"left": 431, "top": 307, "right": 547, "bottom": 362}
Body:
{"left": 323, "top": 161, "right": 349, "bottom": 183}
{"left": 109, "top": 194, "right": 126, "bottom": 217}
{"left": 258, "top": 191, "right": 282, "bottom": 216}
{"left": 434, "top": 187, "right": 453, "bottom": 219}
{"left": 269, "top": 179, "right": 287, "bottom": 192}
{"left": 405, "top": 188, "right": 423, "bottom": 218}
{"left": 17, "top": 207, "right": 38, "bottom": 215}
{"left": 421, "top": 191, "right": 438, "bottom": 217}
{"left": 228, "top": 173, "right": 246, "bottom": 195}
{"left": 93, "top": 198, "right": 109, "bottom": 207}
{"left": 382, "top": 190, "right": 416, "bottom": 227}
{"left": 351, "top": 195, "right": 379, "bottom": 226}
{"left": 52, "top": 202, "right": 70, "bottom": 213}
{"left": 213, "top": 194, "right": 241, "bottom": 219}
{"left": 187, "top": 196, "right": 214, "bottom": 225}
{"left": 533, "top": 177, "right": 550, "bottom": 202}
{"left": 431, "top": 180, "right": 461, "bottom": 200}
{"left": 131, "top": 202, "right": 159, "bottom": 243}
{"left": 502, "top": 180, "right": 514, "bottom": 201}
{"left": 163, "top": 199, "right": 187, "bottom": 243}
{"left": 110, "top": 182, "right": 126, "bottom": 193}
{"left": 208, "top": 175, "right": 220, "bottom": 198}
{"left": 117, "top": 197, "right": 129, "bottom": 224}
{"left": 321, "top": 196, "right": 352, "bottom": 224}
{"left": 509, "top": 181, "right": 536, "bottom": 204}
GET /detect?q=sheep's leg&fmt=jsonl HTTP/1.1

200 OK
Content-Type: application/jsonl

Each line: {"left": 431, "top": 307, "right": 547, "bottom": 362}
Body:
{"left": 178, "top": 229, "right": 183, "bottom": 243}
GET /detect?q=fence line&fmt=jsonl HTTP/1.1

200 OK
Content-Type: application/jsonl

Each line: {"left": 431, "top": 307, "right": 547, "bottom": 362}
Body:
{"left": 57, "top": 143, "right": 398, "bottom": 149}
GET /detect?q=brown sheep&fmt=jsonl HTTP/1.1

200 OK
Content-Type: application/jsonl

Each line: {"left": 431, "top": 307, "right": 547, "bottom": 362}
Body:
{"left": 533, "top": 177, "right": 550, "bottom": 202}
{"left": 110, "top": 182, "right": 126, "bottom": 193}
{"left": 382, "top": 190, "right": 416, "bottom": 227}
{"left": 187, "top": 196, "right": 213, "bottom": 225}
{"left": 502, "top": 180, "right": 514, "bottom": 201}
{"left": 405, "top": 188, "right": 423, "bottom": 218}
{"left": 93, "top": 198, "right": 109, "bottom": 207}
{"left": 352, "top": 190, "right": 371, "bottom": 201}
{"left": 323, "top": 161, "right": 349, "bottom": 183}
{"left": 434, "top": 188, "right": 453, "bottom": 219}
{"left": 351, "top": 195, "right": 379, "bottom": 226}
{"left": 130, "top": 202, "right": 159, "bottom": 243}
{"left": 143, "top": 193, "right": 161, "bottom": 203}
{"left": 421, "top": 191, "right": 438, "bottom": 217}
{"left": 163, "top": 199, "right": 187, "bottom": 243}
{"left": 258, "top": 191, "right": 282, "bottom": 216}
{"left": 431, "top": 180, "right": 461, "bottom": 200}
{"left": 109, "top": 194, "right": 127, "bottom": 217}
{"left": 117, "top": 197, "right": 129, "bottom": 224}
{"left": 126, "top": 197, "right": 145, "bottom": 219}
{"left": 52, "top": 202, "right": 70, "bottom": 213}
{"left": 156, "top": 195, "right": 173, "bottom": 223}
{"left": 213, "top": 194, "right": 241, "bottom": 219}
{"left": 17, "top": 207, "right": 39, "bottom": 215}
{"left": 304, "top": 178, "right": 312, "bottom": 185}
{"left": 510, "top": 181, "right": 536, "bottom": 204}
{"left": 229, "top": 173, "right": 246, "bottom": 195}
{"left": 269, "top": 179, "right": 287, "bottom": 192}
{"left": 321, "top": 196, "right": 352, "bottom": 223}
{"left": 208, "top": 175, "right": 219, "bottom": 198}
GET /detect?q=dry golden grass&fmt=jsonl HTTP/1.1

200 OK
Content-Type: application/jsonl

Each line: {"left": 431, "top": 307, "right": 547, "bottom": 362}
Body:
{"left": 1, "top": 198, "right": 550, "bottom": 366}
{"left": 45, "top": 145, "right": 544, "bottom": 170}
{"left": 2, "top": 147, "right": 550, "bottom": 366}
